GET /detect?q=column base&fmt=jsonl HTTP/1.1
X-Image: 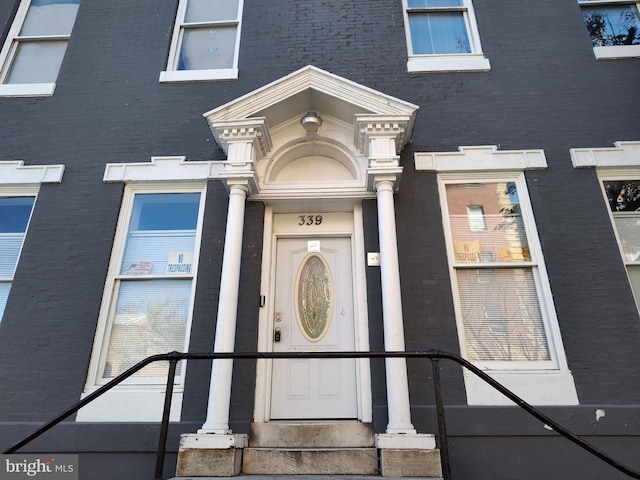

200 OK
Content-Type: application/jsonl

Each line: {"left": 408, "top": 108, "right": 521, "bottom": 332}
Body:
{"left": 176, "top": 433, "right": 247, "bottom": 477}
{"left": 375, "top": 433, "right": 442, "bottom": 478}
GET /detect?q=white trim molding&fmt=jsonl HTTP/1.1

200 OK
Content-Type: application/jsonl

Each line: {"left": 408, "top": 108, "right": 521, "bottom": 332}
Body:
{"left": 103, "top": 156, "right": 224, "bottom": 182}
{"left": 415, "top": 145, "right": 547, "bottom": 172}
{"left": 0, "top": 161, "right": 65, "bottom": 184}
{"left": 570, "top": 141, "right": 640, "bottom": 169}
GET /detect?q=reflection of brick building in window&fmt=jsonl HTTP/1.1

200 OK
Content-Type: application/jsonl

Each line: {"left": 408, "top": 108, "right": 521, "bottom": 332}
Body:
{"left": 445, "top": 182, "right": 549, "bottom": 362}
{"left": 447, "top": 182, "right": 529, "bottom": 266}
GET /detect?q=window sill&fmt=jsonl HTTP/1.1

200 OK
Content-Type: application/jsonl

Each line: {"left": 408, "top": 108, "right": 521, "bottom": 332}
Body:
{"left": 463, "top": 369, "right": 579, "bottom": 406}
{"left": 159, "top": 68, "right": 239, "bottom": 83}
{"left": 76, "top": 387, "right": 183, "bottom": 422}
{"left": 593, "top": 44, "right": 640, "bottom": 59}
{"left": 407, "top": 53, "right": 491, "bottom": 73}
{"left": 0, "top": 83, "right": 55, "bottom": 97}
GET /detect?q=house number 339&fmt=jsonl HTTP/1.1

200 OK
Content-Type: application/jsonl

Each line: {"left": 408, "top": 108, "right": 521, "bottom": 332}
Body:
{"left": 298, "top": 215, "right": 323, "bottom": 226}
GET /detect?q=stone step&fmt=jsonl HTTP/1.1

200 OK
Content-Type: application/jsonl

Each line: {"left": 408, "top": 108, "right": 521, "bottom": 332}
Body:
{"left": 242, "top": 447, "right": 379, "bottom": 475}
{"left": 249, "top": 421, "right": 375, "bottom": 447}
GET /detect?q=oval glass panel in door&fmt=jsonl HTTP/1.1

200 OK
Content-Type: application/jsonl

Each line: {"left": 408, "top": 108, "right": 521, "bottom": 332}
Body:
{"left": 295, "top": 253, "right": 334, "bottom": 342}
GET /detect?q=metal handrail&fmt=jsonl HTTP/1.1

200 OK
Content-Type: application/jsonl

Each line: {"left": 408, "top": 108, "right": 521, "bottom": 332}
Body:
{"left": 4, "top": 350, "right": 640, "bottom": 480}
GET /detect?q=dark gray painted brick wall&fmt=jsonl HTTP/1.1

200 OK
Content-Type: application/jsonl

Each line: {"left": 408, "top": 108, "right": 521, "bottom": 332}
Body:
{"left": 0, "top": 0, "right": 639, "bottom": 478}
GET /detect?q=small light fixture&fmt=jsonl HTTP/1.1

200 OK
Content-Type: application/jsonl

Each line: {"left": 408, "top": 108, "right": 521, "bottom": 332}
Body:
{"left": 300, "top": 111, "right": 323, "bottom": 134}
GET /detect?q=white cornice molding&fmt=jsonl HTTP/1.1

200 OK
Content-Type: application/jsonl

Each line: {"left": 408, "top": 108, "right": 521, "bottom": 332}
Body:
{"left": 0, "top": 161, "right": 65, "bottom": 184}
{"left": 414, "top": 145, "right": 547, "bottom": 172}
{"left": 103, "top": 156, "right": 224, "bottom": 182}
{"left": 570, "top": 141, "right": 640, "bottom": 169}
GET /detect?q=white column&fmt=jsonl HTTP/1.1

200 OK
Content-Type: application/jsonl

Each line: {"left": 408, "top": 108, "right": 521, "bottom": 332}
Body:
{"left": 375, "top": 179, "right": 416, "bottom": 434}
{"left": 200, "top": 183, "right": 248, "bottom": 433}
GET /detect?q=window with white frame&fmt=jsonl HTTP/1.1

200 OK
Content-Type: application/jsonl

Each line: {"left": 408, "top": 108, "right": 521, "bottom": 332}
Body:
{"left": 415, "top": 145, "right": 577, "bottom": 405}
{"left": 0, "top": 193, "right": 36, "bottom": 320}
{"left": 441, "top": 177, "right": 558, "bottom": 368}
{"left": 0, "top": 160, "right": 64, "bottom": 321}
{"left": 0, "top": 0, "right": 80, "bottom": 97}
{"left": 571, "top": 141, "right": 640, "bottom": 312}
{"left": 87, "top": 185, "right": 205, "bottom": 388}
{"left": 402, "top": 0, "right": 490, "bottom": 72}
{"left": 160, "top": 0, "right": 243, "bottom": 82}
{"left": 600, "top": 178, "right": 640, "bottom": 308}
{"left": 578, "top": 0, "right": 640, "bottom": 58}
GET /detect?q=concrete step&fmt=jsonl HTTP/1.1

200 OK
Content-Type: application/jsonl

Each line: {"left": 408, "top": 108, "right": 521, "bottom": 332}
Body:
{"left": 242, "top": 447, "right": 379, "bottom": 475}
{"left": 249, "top": 421, "right": 375, "bottom": 448}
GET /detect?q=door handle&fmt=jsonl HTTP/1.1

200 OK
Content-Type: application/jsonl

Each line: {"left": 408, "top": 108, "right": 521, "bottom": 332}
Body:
{"left": 274, "top": 327, "right": 281, "bottom": 342}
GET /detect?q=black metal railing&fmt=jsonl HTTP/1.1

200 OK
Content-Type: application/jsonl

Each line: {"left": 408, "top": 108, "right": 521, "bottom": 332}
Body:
{"left": 4, "top": 350, "right": 640, "bottom": 480}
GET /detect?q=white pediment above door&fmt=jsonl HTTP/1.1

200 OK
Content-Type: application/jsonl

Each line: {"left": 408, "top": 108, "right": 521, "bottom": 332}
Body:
{"left": 203, "top": 65, "right": 419, "bottom": 200}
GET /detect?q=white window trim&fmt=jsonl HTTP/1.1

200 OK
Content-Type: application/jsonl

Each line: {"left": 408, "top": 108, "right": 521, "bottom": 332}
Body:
{"left": 0, "top": 160, "right": 65, "bottom": 184}
{"left": 0, "top": 0, "right": 74, "bottom": 97}
{"left": 79, "top": 180, "right": 207, "bottom": 422}
{"left": 571, "top": 140, "right": 640, "bottom": 312}
{"left": 416, "top": 146, "right": 578, "bottom": 405}
{"left": 159, "top": 0, "right": 243, "bottom": 83}
{"left": 103, "top": 155, "right": 224, "bottom": 182}
{"left": 570, "top": 141, "right": 640, "bottom": 169}
{"left": 577, "top": 0, "right": 640, "bottom": 59}
{"left": 401, "top": 0, "right": 490, "bottom": 73}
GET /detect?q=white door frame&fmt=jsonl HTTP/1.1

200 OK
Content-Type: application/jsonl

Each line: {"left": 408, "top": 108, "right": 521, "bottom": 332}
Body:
{"left": 253, "top": 204, "right": 372, "bottom": 423}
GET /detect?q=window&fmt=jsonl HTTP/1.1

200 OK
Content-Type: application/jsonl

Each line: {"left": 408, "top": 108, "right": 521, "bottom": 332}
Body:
{"left": 415, "top": 145, "right": 577, "bottom": 405}
{"left": 0, "top": 160, "right": 64, "bottom": 321}
{"left": 90, "top": 187, "right": 203, "bottom": 385}
{"left": 466, "top": 205, "right": 486, "bottom": 232}
{"left": 79, "top": 183, "right": 205, "bottom": 422}
{"left": 160, "top": 0, "right": 243, "bottom": 82}
{"left": 402, "top": 0, "right": 490, "bottom": 72}
{"left": 0, "top": 0, "right": 80, "bottom": 97}
{"left": 571, "top": 141, "right": 640, "bottom": 311}
{"left": 578, "top": 0, "right": 640, "bottom": 58}
{"left": 0, "top": 195, "right": 35, "bottom": 320}
{"left": 601, "top": 178, "right": 640, "bottom": 308}
{"left": 443, "top": 180, "right": 555, "bottom": 368}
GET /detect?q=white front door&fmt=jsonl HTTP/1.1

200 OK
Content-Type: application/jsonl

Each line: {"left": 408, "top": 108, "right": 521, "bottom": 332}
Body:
{"left": 270, "top": 236, "right": 358, "bottom": 419}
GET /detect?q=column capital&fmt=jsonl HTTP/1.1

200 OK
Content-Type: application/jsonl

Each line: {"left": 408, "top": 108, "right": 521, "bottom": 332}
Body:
{"left": 355, "top": 114, "right": 412, "bottom": 163}
{"left": 209, "top": 118, "right": 273, "bottom": 161}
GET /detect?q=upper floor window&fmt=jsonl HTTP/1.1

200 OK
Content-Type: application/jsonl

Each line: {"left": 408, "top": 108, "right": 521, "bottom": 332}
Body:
{"left": 0, "top": 0, "right": 80, "bottom": 97}
{"left": 402, "top": 0, "right": 490, "bottom": 72}
{"left": 578, "top": 0, "right": 640, "bottom": 58}
{"left": 0, "top": 195, "right": 35, "bottom": 320}
{"left": 160, "top": 0, "right": 243, "bottom": 82}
